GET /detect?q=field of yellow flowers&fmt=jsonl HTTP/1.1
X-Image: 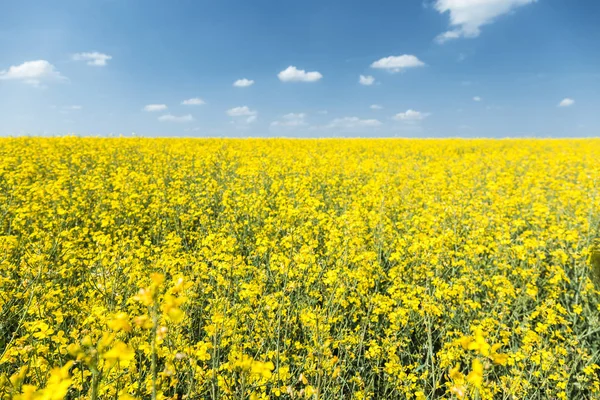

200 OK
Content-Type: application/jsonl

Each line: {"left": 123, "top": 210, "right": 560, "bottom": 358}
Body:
{"left": 1, "top": 138, "right": 600, "bottom": 399}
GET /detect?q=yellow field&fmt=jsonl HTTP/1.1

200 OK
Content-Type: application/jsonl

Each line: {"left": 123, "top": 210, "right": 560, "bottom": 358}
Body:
{"left": 1, "top": 138, "right": 600, "bottom": 399}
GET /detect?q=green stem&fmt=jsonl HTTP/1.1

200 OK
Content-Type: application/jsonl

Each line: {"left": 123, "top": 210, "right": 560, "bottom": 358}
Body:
{"left": 151, "top": 308, "right": 158, "bottom": 400}
{"left": 91, "top": 367, "right": 100, "bottom": 400}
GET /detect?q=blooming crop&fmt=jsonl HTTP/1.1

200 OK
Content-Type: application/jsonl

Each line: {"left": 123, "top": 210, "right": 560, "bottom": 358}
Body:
{"left": 0, "top": 138, "right": 599, "bottom": 399}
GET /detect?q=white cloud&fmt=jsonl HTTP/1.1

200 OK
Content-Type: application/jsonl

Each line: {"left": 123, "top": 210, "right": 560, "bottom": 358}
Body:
{"left": 434, "top": 0, "right": 537, "bottom": 43}
{"left": 271, "top": 113, "right": 307, "bottom": 127}
{"left": 370, "top": 104, "right": 383, "bottom": 110}
{"left": 317, "top": 110, "right": 328, "bottom": 115}
{"left": 436, "top": 30, "right": 462, "bottom": 43}
{"left": 227, "top": 106, "right": 257, "bottom": 117}
{"left": 72, "top": 52, "right": 112, "bottom": 66}
{"left": 393, "top": 109, "right": 430, "bottom": 122}
{"left": 359, "top": 75, "right": 375, "bottom": 86}
{"left": 0, "top": 60, "right": 66, "bottom": 86}
{"left": 327, "top": 117, "right": 382, "bottom": 129}
{"left": 246, "top": 115, "right": 257, "bottom": 124}
{"left": 144, "top": 104, "right": 168, "bottom": 112}
{"left": 370, "top": 55, "right": 425, "bottom": 73}
{"left": 278, "top": 66, "right": 323, "bottom": 82}
{"left": 233, "top": 78, "right": 255, "bottom": 87}
{"left": 182, "top": 98, "right": 205, "bottom": 105}
{"left": 66, "top": 105, "right": 82, "bottom": 110}
{"left": 558, "top": 98, "right": 574, "bottom": 107}
{"left": 473, "top": 96, "right": 482, "bottom": 102}
{"left": 158, "top": 114, "right": 194, "bottom": 123}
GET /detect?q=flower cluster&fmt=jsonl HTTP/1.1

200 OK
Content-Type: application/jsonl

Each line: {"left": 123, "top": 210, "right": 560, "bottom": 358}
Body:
{"left": 0, "top": 138, "right": 599, "bottom": 399}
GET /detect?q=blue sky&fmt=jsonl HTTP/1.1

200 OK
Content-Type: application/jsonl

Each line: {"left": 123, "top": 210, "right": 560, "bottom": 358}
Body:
{"left": 1, "top": 0, "right": 599, "bottom": 137}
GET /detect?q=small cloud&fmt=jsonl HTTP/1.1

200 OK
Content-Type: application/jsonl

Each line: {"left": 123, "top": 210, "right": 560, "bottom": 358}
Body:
{"left": 317, "top": 110, "right": 328, "bottom": 115}
{"left": 227, "top": 106, "right": 257, "bottom": 117}
{"left": 434, "top": 0, "right": 537, "bottom": 44}
{"left": 233, "top": 78, "right": 255, "bottom": 87}
{"left": 182, "top": 98, "right": 205, "bottom": 105}
{"left": 370, "top": 104, "right": 383, "bottom": 110}
{"left": 271, "top": 113, "right": 307, "bottom": 127}
{"left": 158, "top": 114, "right": 194, "bottom": 123}
{"left": 370, "top": 55, "right": 425, "bottom": 73}
{"left": 435, "top": 30, "right": 463, "bottom": 44}
{"left": 278, "top": 66, "right": 323, "bottom": 82}
{"left": 359, "top": 75, "right": 375, "bottom": 86}
{"left": 393, "top": 109, "right": 430, "bottom": 122}
{"left": 0, "top": 60, "right": 66, "bottom": 86}
{"left": 558, "top": 98, "right": 574, "bottom": 107}
{"left": 473, "top": 96, "right": 482, "bottom": 102}
{"left": 327, "top": 116, "right": 382, "bottom": 129}
{"left": 246, "top": 115, "right": 257, "bottom": 123}
{"left": 144, "top": 104, "right": 168, "bottom": 112}
{"left": 72, "top": 52, "right": 112, "bottom": 67}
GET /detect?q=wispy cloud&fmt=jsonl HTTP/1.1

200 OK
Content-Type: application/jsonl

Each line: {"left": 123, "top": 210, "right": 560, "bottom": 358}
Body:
{"left": 359, "top": 75, "right": 375, "bottom": 86}
{"left": 327, "top": 117, "right": 382, "bottom": 129}
{"left": 393, "top": 109, "right": 430, "bottom": 122}
{"left": 72, "top": 52, "right": 112, "bottom": 66}
{"left": 271, "top": 113, "right": 307, "bottom": 127}
{"left": 227, "top": 106, "right": 257, "bottom": 123}
{"left": 227, "top": 106, "right": 256, "bottom": 117}
{"left": 144, "top": 104, "right": 168, "bottom": 112}
{"left": 558, "top": 98, "right": 574, "bottom": 107}
{"left": 158, "top": 114, "right": 194, "bottom": 122}
{"left": 182, "top": 98, "right": 205, "bottom": 105}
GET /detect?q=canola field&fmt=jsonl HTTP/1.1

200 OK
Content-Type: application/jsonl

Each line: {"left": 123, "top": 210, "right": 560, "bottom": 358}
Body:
{"left": 1, "top": 138, "right": 600, "bottom": 400}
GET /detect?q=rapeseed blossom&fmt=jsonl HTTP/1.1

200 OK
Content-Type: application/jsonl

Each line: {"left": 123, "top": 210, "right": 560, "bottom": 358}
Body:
{"left": 0, "top": 138, "right": 599, "bottom": 399}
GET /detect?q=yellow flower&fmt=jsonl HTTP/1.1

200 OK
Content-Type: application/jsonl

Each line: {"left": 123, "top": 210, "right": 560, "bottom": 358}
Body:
{"left": 133, "top": 288, "right": 154, "bottom": 307}
{"left": 133, "top": 315, "right": 154, "bottom": 329}
{"left": 252, "top": 360, "right": 275, "bottom": 379}
{"left": 150, "top": 272, "right": 165, "bottom": 287}
{"left": 107, "top": 312, "right": 132, "bottom": 332}
{"left": 466, "top": 328, "right": 490, "bottom": 357}
{"left": 32, "top": 322, "right": 54, "bottom": 340}
{"left": 103, "top": 341, "right": 135, "bottom": 367}
{"left": 466, "top": 359, "right": 484, "bottom": 388}
{"left": 161, "top": 294, "right": 186, "bottom": 323}
{"left": 15, "top": 363, "right": 73, "bottom": 400}
{"left": 449, "top": 364, "right": 464, "bottom": 381}
{"left": 490, "top": 343, "right": 508, "bottom": 366}
{"left": 304, "top": 385, "right": 317, "bottom": 398}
